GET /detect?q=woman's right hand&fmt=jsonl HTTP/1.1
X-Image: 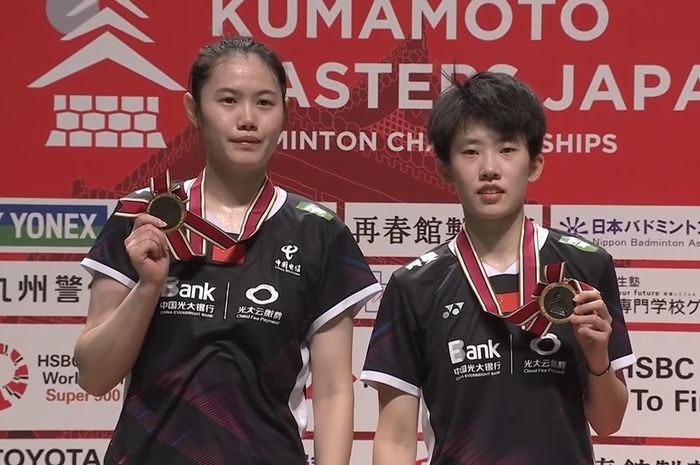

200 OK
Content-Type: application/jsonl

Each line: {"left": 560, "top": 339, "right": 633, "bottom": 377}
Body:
{"left": 75, "top": 214, "right": 171, "bottom": 396}
{"left": 124, "top": 214, "right": 171, "bottom": 286}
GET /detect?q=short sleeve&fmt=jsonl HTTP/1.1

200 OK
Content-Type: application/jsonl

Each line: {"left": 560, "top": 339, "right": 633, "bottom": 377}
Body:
{"left": 598, "top": 254, "right": 635, "bottom": 371}
{"left": 360, "top": 274, "right": 423, "bottom": 397}
{"left": 81, "top": 203, "right": 138, "bottom": 288}
{"left": 307, "top": 222, "right": 381, "bottom": 338}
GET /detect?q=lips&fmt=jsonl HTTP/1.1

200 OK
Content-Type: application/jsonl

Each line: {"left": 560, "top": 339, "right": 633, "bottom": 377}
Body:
{"left": 477, "top": 185, "right": 505, "bottom": 195}
{"left": 231, "top": 136, "right": 261, "bottom": 143}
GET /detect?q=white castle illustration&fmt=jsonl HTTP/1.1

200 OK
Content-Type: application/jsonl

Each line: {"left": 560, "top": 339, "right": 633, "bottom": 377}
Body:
{"left": 29, "top": 0, "right": 184, "bottom": 149}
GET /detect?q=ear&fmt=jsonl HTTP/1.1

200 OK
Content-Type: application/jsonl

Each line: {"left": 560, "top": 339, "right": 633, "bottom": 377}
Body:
{"left": 183, "top": 92, "right": 199, "bottom": 127}
{"left": 436, "top": 158, "right": 454, "bottom": 184}
{"left": 528, "top": 153, "right": 544, "bottom": 182}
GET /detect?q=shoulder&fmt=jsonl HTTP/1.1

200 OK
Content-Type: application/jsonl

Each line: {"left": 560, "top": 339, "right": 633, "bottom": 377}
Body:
{"left": 279, "top": 191, "right": 346, "bottom": 234}
{"left": 546, "top": 227, "right": 612, "bottom": 259}
{"left": 543, "top": 227, "right": 615, "bottom": 279}
{"left": 392, "top": 242, "right": 458, "bottom": 289}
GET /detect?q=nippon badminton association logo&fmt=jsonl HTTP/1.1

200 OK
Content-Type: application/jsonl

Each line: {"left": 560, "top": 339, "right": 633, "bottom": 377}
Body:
{"left": 28, "top": 0, "right": 184, "bottom": 150}
{"left": 0, "top": 343, "right": 29, "bottom": 411}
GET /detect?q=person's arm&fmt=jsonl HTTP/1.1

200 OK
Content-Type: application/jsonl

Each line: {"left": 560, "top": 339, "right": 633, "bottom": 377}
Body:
{"left": 74, "top": 214, "right": 169, "bottom": 395}
{"left": 308, "top": 217, "right": 382, "bottom": 464}
{"left": 570, "top": 289, "right": 628, "bottom": 436}
{"left": 373, "top": 385, "right": 419, "bottom": 465}
{"left": 584, "top": 364, "right": 628, "bottom": 436}
{"left": 361, "top": 272, "right": 423, "bottom": 465}
{"left": 310, "top": 313, "right": 355, "bottom": 465}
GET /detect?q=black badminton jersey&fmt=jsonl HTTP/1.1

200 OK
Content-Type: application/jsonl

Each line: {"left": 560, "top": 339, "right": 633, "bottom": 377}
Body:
{"left": 361, "top": 225, "right": 635, "bottom": 465}
{"left": 82, "top": 183, "right": 381, "bottom": 465}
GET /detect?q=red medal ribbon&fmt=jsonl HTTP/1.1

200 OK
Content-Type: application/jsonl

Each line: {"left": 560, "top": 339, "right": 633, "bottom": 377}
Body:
{"left": 186, "top": 169, "right": 277, "bottom": 256}
{"left": 114, "top": 170, "right": 277, "bottom": 262}
{"left": 454, "top": 218, "right": 593, "bottom": 336}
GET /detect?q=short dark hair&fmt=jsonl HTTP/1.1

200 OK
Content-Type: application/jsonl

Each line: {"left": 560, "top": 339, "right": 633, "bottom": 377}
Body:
{"left": 188, "top": 36, "right": 287, "bottom": 107}
{"left": 427, "top": 72, "right": 546, "bottom": 163}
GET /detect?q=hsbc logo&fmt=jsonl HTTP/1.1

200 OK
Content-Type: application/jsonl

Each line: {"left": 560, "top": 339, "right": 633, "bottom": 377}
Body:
{"left": 162, "top": 278, "right": 216, "bottom": 302}
{"left": 448, "top": 339, "right": 501, "bottom": 364}
{"left": 29, "top": 0, "right": 183, "bottom": 149}
{"left": 0, "top": 343, "right": 29, "bottom": 411}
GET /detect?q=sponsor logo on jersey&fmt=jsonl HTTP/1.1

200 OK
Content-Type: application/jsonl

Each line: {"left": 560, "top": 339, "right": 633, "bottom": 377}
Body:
{"left": 405, "top": 251, "right": 438, "bottom": 270}
{"left": 275, "top": 244, "right": 302, "bottom": 276}
{"left": 449, "top": 338, "right": 504, "bottom": 380}
{"left": 237, "top": 284, "right": 283, "bottom": 325}
{"left": 448, "top": 339, "right": 501, "bottom": 364}
{"left": 281, "top": 245, "right": 298, "bottom": 260}
{"left": 162, "top": 278, "right": 216, "bottom": 301}
{"left": 442, "top": 302, "right": 464, "bottom": 319}
{"left": 558, "top": 235, "right": 598, "bottom": 252}
{"left": 524, "top": 333, "right": 567, "bottom": 375}
{"left": 159, "top": 278, "right": 217, "bottom": 318}
{"left": 296, "top": 201, "right": 333, "bottom": 221}
{"left": 530, "top": 333, "right": 562, "bottom": 356}
{"left": 245, "top": 284, "right": 279, "bottom": 305}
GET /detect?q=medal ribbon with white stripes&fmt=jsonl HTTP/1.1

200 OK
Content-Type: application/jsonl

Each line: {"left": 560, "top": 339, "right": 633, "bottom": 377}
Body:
{"left": 114, "top": 169, "right": 277, "bottom": 261}
{"left": 454, "top": 217, "right": 592, "bottom": 336}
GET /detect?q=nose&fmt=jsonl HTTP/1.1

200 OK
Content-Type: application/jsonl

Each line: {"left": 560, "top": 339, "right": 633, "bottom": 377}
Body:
{"left": 479, "top": 153, "right": 501, "bottom": 181}
{"left": 237, "top": 103, "right": 257, "bottom": 131}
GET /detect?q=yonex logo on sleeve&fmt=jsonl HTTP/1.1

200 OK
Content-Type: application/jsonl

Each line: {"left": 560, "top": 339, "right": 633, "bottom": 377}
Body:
{"left": 406, "top": 251, "right": 439, "bottom": 270}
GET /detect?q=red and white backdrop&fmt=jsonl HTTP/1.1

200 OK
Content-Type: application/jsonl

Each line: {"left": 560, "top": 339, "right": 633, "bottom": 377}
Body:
{"left": 2, "top": 1, "right": 699, "bottom": 463}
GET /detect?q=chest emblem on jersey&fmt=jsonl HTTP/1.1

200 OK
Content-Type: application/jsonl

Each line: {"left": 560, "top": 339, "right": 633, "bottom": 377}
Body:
{"left": 275, "top": 243, "right": 302, "bottom": 276}
{"left": 236, "top": 284, "right": 283, "bottom": 325}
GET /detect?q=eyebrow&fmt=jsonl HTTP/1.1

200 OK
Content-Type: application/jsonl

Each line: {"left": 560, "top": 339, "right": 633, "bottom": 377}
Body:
{"left": 215, "top": 87, "right": 279, "bottom": 97}
{"left": 457, "top": 136, "right": 519, "bottom": 145}
{"left": 457, "top": 138, "right": 484, "bottom": 146}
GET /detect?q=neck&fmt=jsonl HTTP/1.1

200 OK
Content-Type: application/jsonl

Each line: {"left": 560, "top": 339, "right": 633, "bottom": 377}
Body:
{"left": 464, "top": 209, "right": 525, "bottom": 273}
{"left": 203, "top": 159, "right": 267, "bottom": 208}
{"left": 201, "top": 159, "right": 268, "bottom": 232}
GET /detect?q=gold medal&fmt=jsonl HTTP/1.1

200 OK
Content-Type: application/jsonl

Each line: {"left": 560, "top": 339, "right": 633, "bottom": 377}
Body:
{"left": 146, "top": 192, "right": 187, "bottom": 233}
{"left": 538, "top": 281, "right": 577, "bottom": 324}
